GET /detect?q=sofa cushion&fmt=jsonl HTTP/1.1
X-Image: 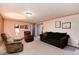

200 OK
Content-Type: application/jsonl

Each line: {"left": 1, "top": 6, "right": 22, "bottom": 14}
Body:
{"left": 55, "top": 33, "right": 67, "bottom": 38}
{"left": 46, "top": 32, "right": 57, "bottom": 38}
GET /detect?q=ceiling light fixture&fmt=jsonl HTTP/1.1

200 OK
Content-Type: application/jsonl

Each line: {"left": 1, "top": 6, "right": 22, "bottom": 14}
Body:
{"left": 26, "top": 12, "right": 32, "bottom": 17}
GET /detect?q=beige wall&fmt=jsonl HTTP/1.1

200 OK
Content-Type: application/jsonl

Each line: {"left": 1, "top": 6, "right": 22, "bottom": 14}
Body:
{"left": 43, "top": 14, "right": 79, "bottom": 47}
{"left": 4, "top": 19, "right": 31, "bottom": 38}
{"left": 0, "top": 18, "right": 32, "bottom": 54}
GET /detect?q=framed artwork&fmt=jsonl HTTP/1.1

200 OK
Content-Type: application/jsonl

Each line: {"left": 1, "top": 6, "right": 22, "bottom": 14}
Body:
{"left": 25, "top": 25, "right": 28, "bottom": 29}
{"left": 55, "top": 21, "right": 61, "bottom": 28}
{"left": 20, "top": 25, "right": 25, "bottom": 29}
{"left": 62, "top": 22, "right": 71, "bottom": 29}
{"left": 20, "top": 25, "right": 28, "bottom": 29}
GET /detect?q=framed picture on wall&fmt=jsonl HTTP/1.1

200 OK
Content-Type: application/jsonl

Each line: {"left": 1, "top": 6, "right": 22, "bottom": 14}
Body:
{"left": 20, "top": 25, "right": 28, "bottom": 29}
{"left": 55, "top": 21, "right": 61, "bottom": 28}
{"left": 25, "top": 25, "right": 28, "bottom": 29}
{"left": 62, "top": 22, "right": 71, "bottom": 29}
{"left": 20, "top": 25, "right": 25, "bottom": 29}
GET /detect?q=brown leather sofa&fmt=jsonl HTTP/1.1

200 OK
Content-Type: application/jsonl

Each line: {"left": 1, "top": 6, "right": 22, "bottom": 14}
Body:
{"left": 40, "top": 32, "right": 70, "bottom": 49}
{"left": 24, "top": 31, "right": 34, "bottom": 42}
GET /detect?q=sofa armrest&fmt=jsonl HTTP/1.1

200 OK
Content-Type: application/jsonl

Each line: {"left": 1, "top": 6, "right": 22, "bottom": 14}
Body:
{"left": 61, "top": 35, "right": 69, "bottom": 40}
{"left": 60, "top": 35, "right": 69, "bottom": 42}
{"left": 59, "top": 35, "right": 69, "bottom": 48}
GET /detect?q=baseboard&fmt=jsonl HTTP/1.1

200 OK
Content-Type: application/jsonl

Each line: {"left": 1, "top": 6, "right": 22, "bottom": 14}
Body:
{"left": 68, "top": 45, "right": 79, "bottom": 49}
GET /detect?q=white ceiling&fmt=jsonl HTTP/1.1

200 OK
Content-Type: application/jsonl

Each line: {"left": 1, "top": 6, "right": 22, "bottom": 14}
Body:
{"left": 0, "top": 3, "right": 79, "bottom": 23}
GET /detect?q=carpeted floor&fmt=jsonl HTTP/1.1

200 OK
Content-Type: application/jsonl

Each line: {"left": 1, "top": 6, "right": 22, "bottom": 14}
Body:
{"left": 17, "top": 37, "right": 79, "bottom": 55}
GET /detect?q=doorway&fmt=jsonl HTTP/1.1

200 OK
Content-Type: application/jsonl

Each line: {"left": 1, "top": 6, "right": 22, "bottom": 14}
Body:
{"left": 37, "top": 23, "right": 43, "bottom": 36}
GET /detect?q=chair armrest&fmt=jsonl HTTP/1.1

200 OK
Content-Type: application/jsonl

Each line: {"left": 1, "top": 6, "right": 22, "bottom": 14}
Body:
{"left": 5, "top": 42, "right": 23, "bottom": 54}
{"left": 6, "top": 42, "right": 22, "bottom": 45}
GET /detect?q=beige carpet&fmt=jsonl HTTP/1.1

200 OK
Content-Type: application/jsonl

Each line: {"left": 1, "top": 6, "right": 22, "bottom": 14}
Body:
{"left": 19, "top": 37, "right": 79, "bottom": 55}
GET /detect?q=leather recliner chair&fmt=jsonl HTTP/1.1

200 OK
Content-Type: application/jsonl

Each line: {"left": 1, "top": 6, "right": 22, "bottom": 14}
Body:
{"left": 1, "top": 33, "right": 23, "bottom": 54}
{"left": 24, "top": 31, "right": 34, "bottom": 42}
